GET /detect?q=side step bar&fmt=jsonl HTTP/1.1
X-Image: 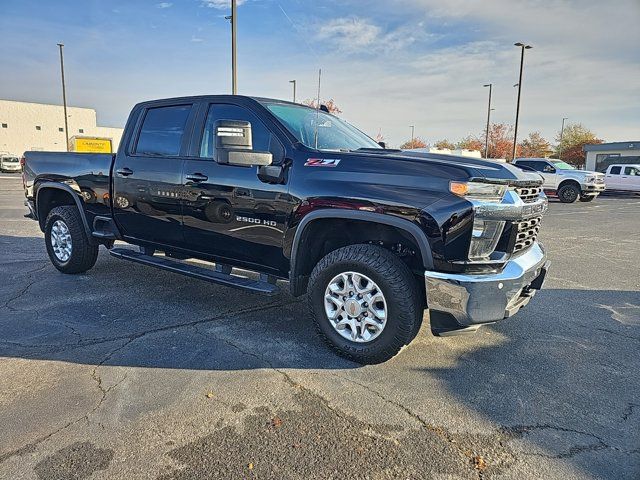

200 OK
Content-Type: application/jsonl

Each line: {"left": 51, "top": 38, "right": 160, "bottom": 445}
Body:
{"left": 109, "top": 248, "right": 279, "bottom": 296}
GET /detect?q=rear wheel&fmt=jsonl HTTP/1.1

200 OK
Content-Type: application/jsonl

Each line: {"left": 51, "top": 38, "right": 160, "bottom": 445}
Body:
{"left": 45, "top": 206, "right": 98, "bottom": 274}
{"left": 579, "top": 194, "right": 595, "bottom": 202}
{"left": 558, "top": 184, "right": 580, "bottom": 203}
{"left": 308, "top": 244, "right": 421, "bottom": 364}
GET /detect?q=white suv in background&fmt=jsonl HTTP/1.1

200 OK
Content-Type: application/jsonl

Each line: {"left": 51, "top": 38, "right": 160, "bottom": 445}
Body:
{"left": 604, "top": 164, "right": 640, "bottom": 193}
{"left": 513, "top": 158, "right": 605, "bottom": 203}
{"left": 0, "top": 155, "right": 22, "bottom": 173}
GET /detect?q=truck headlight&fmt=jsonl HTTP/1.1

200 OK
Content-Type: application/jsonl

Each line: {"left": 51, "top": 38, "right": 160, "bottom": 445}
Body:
{"left": 584, "top": 176, "right": 596, "bottom": 183}
{"left": 450, "top": 181, "right": 507, "bottom": 202}
{"left": 469, "top": 219, "right": 505, "bottom": 261}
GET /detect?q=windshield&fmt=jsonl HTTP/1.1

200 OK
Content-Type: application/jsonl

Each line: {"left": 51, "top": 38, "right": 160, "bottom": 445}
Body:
{"left": 263, "top": 102, "right": 381, "bottom": 151}
{"left": 550, "top": 160, "right": 575, "bottom": 170}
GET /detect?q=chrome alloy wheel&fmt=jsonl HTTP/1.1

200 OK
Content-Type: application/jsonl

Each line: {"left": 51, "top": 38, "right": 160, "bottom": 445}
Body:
{"left": 50, "top": 219, "right": 73, "bottom": 262}
{"left": 324, "top": 271, "right": 387, "bottom": 343}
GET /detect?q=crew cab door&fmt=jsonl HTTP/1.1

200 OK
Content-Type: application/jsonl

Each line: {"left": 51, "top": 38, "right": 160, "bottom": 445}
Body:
{"left": 605, "top": 165, "right": 623, "bottom": 189}
{"left": 181, "top": 101, "right": 293, "bottom": 275}
{"left": 621, "top": 166, "right": 640, "bottom": 191}
{"left": 112, "top": 103, "right": 196, "bottom": 245}
{"left": 536, "top": 161, "right": 558, "bottom": 188}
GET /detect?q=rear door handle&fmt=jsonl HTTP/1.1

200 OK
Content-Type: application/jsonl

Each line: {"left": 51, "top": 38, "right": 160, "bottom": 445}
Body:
{"left": 185, "top": 173, "right": 208, "bottom": 183}
{"left": 116, "top": 167, "right": 133, "bottom": 177}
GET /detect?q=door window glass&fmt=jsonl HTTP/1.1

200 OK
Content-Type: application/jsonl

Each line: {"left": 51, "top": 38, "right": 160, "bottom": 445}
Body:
{"left": 200, "top": 104, "right": 283, "bottom": 163}
{"left": 624, "top": 166, "right": 639, "bottom": 175}
{"left": 136, "top": 105, "right": 192, "bottom": 156}
{"left": 609, "top": 166, "right": 621, "bottom": 175}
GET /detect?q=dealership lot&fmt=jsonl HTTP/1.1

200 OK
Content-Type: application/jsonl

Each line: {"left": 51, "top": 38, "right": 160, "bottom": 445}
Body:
{"left": 0, "top": 174, "right": 638, "bottom": 479}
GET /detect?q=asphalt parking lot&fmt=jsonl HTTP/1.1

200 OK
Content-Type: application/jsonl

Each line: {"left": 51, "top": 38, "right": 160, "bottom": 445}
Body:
{"left": 1, "top": 173, "right": 638, "bottom": 480}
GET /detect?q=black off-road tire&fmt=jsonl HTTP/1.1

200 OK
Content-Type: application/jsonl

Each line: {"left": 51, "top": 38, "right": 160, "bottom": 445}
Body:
{"left": 45, "top": 206, "right": 99, "bottom": 274}
{"left": 308, "top": 244, "right": 422, "bottom": 364}
{"left": 579, "top": 194, "right": 595, "bottom": 202}
{"left": 557, "top": 184, "right": 580, "bottom": 203}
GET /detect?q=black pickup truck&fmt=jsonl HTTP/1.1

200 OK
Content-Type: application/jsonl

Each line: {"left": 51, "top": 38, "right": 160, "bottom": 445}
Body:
{"left": 23, "top": 95, "right": 549, "bottom": 363}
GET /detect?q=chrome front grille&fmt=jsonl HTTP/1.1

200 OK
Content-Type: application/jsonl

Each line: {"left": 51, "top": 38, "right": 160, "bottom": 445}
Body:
{"left": 515, "top": 186, "right": 542, "bottom": 203}
{"left": 514, "top": 216, "right": 542, "bottom": 253}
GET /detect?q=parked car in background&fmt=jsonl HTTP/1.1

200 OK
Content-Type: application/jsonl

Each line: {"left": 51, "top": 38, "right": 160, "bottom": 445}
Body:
{"left": 604, "top": 164, "right": 640, "bottom": 193}
{"left": 513, "top": 158, "right": 605, "bottom": 203}
{"left": 0, "top": 155, "right": 21, "bottom": 173}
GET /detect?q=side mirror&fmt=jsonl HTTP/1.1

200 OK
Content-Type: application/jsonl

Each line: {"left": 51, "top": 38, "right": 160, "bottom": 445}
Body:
{"left": 543, "top": 165, "right": 556, "bottom": 173}
{"left": 214, "top": 119, "right": 272, "bottom": 167}
{"left": 378, "top": 141, "right": 386, "bottom": 149}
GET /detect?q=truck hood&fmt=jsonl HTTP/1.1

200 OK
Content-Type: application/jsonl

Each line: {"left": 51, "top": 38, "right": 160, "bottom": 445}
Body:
{"left": 556, "top": 168, "right": 603, "bottom": 178}
{"left": 357, "top": 149, "right": 543, "bottom": 185}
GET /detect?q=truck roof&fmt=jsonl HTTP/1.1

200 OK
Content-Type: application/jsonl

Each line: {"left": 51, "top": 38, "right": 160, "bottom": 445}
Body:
{"left": 133, "top": 95, "right": 310, "bottom": 110}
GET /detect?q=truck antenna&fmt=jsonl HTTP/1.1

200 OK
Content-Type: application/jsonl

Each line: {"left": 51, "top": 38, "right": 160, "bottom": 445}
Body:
{"left": 314, "top": 68, "right": 321, "bottom": 150}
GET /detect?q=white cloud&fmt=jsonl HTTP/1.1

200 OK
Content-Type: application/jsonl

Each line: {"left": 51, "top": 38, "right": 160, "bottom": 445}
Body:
{"left": 201, "top": 0, "right": 246, "bottom": 9}
{"left": 191, "top": 35, "right": 204, "bottom": 42}
{"left": 316, "top": 17, "right": 427, "bottom": 53}
{"left": 155, "top": 2, "right": 173, "bottom": 8}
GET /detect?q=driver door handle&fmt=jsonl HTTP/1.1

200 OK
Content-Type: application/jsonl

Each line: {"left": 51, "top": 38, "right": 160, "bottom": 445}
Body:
{"left": 185, "top": 173, "right": 208, "bottom": 183}
{"left": 116, "top": 167, "right": 133, "bottom": 177}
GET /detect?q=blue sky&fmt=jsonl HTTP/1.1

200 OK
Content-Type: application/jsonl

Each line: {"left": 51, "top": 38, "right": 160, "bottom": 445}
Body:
{"left": 1, "top": 0, "right": 638, "bottom": 146}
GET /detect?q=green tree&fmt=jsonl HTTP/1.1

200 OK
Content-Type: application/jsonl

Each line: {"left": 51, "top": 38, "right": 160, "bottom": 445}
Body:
{"left": 555, "top": 123, "right": 603, "bottom": 166}
{"left": 518, "top": 132, "right": 551, "bottom": 158}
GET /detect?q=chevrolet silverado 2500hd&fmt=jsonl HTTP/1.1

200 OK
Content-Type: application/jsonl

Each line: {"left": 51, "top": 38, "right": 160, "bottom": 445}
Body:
{"left": 23, "top": 95, "right": 549, "bottom": 363}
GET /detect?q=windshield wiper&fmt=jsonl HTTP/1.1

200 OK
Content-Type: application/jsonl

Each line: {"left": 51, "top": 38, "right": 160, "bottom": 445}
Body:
{"left": 352, "top": 147, "right": 402, "bottom": 153}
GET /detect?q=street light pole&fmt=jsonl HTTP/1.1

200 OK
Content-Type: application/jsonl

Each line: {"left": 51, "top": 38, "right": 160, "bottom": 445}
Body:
{"left": 57, "top": 43, "right": 70, "bottom": 152}
{"left": 289, "top": 79, "right": 296, "bottom": 103}
{"left": 512, "top": 42, "right": 532, "bottom": 160}
{"left": 231, "top": 0, "right": 237, "bottom": 94}
{"left": 410, "top": 125, "right": 415, "bottom": 148}
{"left": 483, "top": 83, "right": 492, "bottom": 158}
{"left": 558, "top": 117, "right": 568, "bottom": 160}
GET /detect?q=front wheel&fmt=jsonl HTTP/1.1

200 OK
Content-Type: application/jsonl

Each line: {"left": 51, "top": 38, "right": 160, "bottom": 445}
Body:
{"left": 579, "top": 194, "right": 595, "bottom": 202}
{"left": 45, "top": 206, "right": 99, "bottom": 274}
{"left": 557, "top": 184, "right": 580, "bottom": 203}
{"left": 308, "top": 244, "right": 421, "bottom": 364}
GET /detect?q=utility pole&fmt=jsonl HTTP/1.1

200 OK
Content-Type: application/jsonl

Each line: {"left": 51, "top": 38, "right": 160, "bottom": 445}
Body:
{"left": 410, "top": 125, "right": 415, "bottom": 148}
{"left": 57, "top": 43, "right": 70, "bottom": 152}
{"left": 229, "top": 0, "right": 237, "bottom": 94}
{"left": 289, "top": 79, "right": 296, "bottom": 103}
{"left": 512, "top": 42, "right": 532, "bottom": 160}
{"left": 558, "top": 117, "right": 568, "bottom": 160}
{"left": 483, "top": 83, "right": 492, "bottom": 158}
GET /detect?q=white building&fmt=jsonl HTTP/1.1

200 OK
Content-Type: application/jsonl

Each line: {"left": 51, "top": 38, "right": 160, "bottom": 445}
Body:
{"left": 584, "top": 141, "right": 640, "bottom": 172}
{"left": 0, "top": 99, "right": 123, "bottom": 156}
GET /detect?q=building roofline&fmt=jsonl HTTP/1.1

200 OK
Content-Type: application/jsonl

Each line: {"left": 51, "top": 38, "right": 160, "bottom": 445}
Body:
{"left": 0, "top": 98, "right": 97, "bottom": 112}
{"left": 583, "top": 141, "right": 640, "bottom": 152}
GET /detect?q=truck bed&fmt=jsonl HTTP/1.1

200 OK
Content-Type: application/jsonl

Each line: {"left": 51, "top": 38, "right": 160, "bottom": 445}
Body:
{"left": 23, "top": 151, "right": 114, "bottom": 227}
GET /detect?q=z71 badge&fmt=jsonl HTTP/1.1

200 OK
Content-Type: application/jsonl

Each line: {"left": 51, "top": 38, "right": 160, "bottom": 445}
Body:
{"left": 304, "top": 158, "right": 341, "bottom": 167}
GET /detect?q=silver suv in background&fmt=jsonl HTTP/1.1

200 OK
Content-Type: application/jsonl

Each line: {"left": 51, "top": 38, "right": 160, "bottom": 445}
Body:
{"left": 513, "top": 158, "right": 605, "bottom": 203}
{"left": 0, "top": 155, "right": 21, "bottom": 173}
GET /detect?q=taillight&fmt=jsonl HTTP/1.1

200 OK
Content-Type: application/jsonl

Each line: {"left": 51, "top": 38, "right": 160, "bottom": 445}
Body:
{"left": 20, "top": 156, "right": 25, "bottom": 168}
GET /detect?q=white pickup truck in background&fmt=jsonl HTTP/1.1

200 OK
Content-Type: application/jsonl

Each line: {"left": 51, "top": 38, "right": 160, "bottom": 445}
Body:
{"left": 513, "top": 158, "right": 606, "bottom": 203}
{"left": 603, "top": 164, "right": 640, "bottom": 193}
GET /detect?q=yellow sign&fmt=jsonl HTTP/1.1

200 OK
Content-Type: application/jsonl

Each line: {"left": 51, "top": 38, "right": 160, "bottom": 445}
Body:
{"left": 72, "top": 137, "right": 112, "bottom": 153}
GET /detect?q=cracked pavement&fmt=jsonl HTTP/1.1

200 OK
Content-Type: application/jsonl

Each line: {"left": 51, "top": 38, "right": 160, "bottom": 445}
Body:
{"left": 1, "top": 175, "right": 639, "bottom": 479}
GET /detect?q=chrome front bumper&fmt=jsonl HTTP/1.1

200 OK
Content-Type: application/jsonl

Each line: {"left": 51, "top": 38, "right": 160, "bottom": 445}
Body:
{"left": 424, "top": 243, "right": 548, "bottom": 326}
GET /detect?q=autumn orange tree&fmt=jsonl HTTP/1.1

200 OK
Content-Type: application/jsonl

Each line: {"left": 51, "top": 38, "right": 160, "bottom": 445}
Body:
{"left": 518, "top": 132, "right": 551, "bottom": 158}
{"left": 433, "top": 139, "right": 455, "bottom": 150}
{"left": 302, "top": 98, "right": 343, "bottom": 114}
{"left": 399, "top": 137, "right": 428, "bottom": 149}
{"left": 457, "top": 136, "right": 484, "bottom": 152}
{"left": 554, "top": 123, "right": 602, "bottom": 166}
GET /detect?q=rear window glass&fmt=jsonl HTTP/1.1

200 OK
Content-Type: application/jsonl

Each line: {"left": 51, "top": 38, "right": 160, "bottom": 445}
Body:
{"left": 135, "top": 105, "right": 191, "bottom": 156}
